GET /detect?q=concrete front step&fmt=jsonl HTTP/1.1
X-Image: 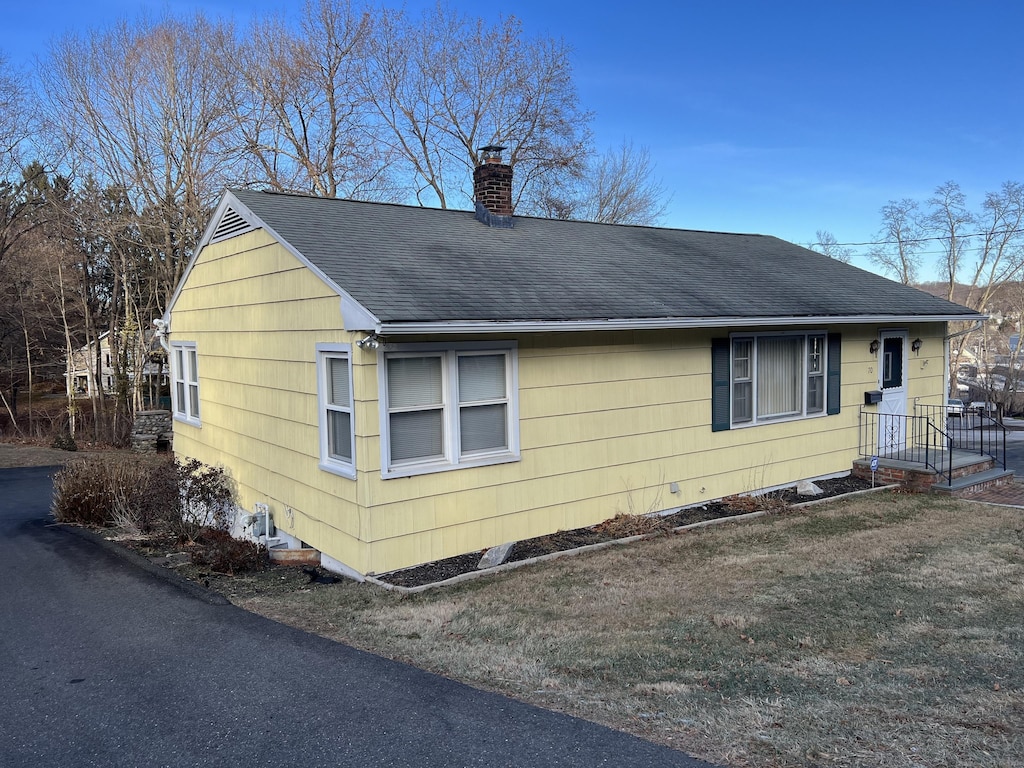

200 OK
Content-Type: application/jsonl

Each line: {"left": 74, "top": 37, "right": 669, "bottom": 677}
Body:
{"left": 930, "top": 468, "right": 1016, "bottom": 497}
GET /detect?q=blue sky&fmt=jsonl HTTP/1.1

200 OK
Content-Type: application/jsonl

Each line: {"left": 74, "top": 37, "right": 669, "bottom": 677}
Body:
{"left": 5, "top": 1, "right": 1023, "bottom": 278}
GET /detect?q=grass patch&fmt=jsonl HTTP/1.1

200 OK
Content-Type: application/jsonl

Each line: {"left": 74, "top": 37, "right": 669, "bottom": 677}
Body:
{"left": 232, "top": 492, "right": 1024, "bottom": 767}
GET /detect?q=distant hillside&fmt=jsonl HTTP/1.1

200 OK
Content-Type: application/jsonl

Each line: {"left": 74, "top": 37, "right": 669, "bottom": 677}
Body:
{"left": 915, "top": 281, "right": 1024, "bottom": 314}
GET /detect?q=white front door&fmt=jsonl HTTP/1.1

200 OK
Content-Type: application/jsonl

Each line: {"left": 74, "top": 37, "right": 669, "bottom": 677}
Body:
{"left": 877, "top": 330, "right": 909, "bottom": 454}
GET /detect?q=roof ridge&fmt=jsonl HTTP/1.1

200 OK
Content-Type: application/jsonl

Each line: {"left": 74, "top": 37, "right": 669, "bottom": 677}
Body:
{"left": 227, "top": 187, "right": 770, "bottom": 239}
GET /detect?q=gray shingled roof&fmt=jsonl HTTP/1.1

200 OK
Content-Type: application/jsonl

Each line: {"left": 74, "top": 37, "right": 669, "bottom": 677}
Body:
{"left": 228, "top": 188, "right": 978, "bottom": 325}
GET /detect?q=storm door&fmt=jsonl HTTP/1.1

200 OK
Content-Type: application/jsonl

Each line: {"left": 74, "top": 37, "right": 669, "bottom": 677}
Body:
{"left": 877, "top": 331, "right": 908, "bottom": 454}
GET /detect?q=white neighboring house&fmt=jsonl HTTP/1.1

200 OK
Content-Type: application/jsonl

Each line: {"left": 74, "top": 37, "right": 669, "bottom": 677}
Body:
{"left": 65, "top": 332, "right": 114, "bottom": 397}
{"left": 65, "top": 331, "right": 168, "bottom": 398}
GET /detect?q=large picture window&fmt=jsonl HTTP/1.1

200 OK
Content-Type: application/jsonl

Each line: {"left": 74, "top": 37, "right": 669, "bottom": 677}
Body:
{"left": 381, "top": 343, "right": 518, "bottom": 477}
{"left": 171, "top": 342, "right": 200, "bottom": 425}
{"left": 712, "top": 332, "right": 840, "bottom": 430}
{"left": 317, "top": 344, "right": 355, "bottom": 478}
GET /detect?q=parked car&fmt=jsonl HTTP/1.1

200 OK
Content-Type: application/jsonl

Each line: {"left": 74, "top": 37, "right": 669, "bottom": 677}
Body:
{"left": 970, "top": 401, "right": 998, "bottom": 415}
{"left": 947, "top": 398, "right": 966, "bottom": 416}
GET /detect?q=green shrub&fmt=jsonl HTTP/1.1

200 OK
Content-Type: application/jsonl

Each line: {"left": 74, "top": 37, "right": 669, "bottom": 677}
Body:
{"left": 51, "top": 433, "right": 78, "bottom": 452}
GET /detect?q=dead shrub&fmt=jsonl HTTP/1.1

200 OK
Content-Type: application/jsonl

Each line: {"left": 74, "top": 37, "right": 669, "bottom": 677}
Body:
{"left": 722, "top": 492, "right": 789, "bottom": 514}
{"left": 170, "top": 458, "right": 236, "bottom": 542}
{"left": 190, "top": 528, "right": 268, "bottom": 574}
{"left": 52, "top": 456, "right": 160, "bottom": 527}
{"left": 51, "top": 455, "right": 234, "bottom": 540}
{"left": 592, "top": 513, "right": 672, "bottom": 538}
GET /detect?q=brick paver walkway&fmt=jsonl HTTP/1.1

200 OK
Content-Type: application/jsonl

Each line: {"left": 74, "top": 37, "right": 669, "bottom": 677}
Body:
{"left": 963, "top": 481, "right": 1024, "bottom": 507}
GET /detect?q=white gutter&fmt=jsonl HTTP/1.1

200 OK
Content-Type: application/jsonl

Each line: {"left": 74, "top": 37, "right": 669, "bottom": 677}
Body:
{"left": 944, "top": 318, "right": 986, "bottom": 340}
{"left": 375, "top": 313, "right": 985, "bottom": 336}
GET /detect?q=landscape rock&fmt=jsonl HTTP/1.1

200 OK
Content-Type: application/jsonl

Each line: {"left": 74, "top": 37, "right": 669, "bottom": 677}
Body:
{"left": 797, "top": 480, "right": 824, "bottom": 496}
{"left": 477, "top": 542, "right": 515, "bottom": 569}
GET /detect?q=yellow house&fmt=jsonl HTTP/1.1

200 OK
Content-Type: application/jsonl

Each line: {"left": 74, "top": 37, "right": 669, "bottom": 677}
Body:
{"left": 164, "top": 156, "right": 982, "bottom": 579}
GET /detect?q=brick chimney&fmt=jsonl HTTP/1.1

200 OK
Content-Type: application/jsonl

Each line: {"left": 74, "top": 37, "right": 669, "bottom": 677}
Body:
{"left": 473, "top": 145, "right": 513, "bottom": 228}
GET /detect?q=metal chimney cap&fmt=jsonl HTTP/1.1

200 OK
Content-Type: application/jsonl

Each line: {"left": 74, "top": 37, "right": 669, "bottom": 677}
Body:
{"left": 478, "top": 145, "right": 507, "bottom": 163}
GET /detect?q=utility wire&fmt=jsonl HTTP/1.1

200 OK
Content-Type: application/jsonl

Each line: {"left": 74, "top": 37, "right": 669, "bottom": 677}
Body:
{"left": 812, "top": 226, "right": 1024, "bottom": 250}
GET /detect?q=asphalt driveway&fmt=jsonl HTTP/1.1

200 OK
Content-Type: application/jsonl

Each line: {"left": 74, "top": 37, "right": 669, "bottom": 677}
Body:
{"left": 0, "top": 466, "right": 713, "bottom": 768}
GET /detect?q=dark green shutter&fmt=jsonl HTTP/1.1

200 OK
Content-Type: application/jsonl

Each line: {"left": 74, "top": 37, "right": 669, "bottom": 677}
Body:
{"left": 711, "top": 338, "right": 731, "bottom": 432}
{"left": 826, "top": 333, "right": 842, "bottom": 415}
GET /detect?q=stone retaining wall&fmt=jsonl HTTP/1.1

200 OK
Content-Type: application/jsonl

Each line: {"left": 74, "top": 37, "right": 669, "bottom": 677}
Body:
{"left": 132, "top": 410, "right": 173, "bottom": 454}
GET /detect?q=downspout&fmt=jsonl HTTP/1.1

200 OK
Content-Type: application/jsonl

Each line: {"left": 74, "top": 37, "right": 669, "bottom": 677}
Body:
{"left": 153, "top": 319, "right": 171, "bottom": 411}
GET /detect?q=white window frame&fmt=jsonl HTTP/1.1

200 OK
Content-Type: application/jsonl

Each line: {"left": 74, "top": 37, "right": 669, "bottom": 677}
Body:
{"left": 730, "top": 331, "right": 828, "bottom": 427}
{"left": 170, "top": 341, "right": 201, "bottom": 427}
{"left": 316, "top": 343, "right": 356, "bottom": 479}
{"left": 378, "top": 341, "right": 519, "bottom": 479}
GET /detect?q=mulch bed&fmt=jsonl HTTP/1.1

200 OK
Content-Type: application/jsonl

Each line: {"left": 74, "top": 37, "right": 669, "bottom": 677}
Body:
{"left": 377, "top": 475, "right": 875, "bottom": 588}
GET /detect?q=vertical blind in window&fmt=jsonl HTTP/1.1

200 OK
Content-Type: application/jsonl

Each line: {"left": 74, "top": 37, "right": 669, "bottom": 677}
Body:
{"left": 756, "top": 336, "right": 802, "bottom": 418}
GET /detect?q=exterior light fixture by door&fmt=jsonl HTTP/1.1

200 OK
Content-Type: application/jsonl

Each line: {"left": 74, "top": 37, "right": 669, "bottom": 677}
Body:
{"left": 356, "top": 333, "right": 383, "bottom": 350}
{"left": 911, "top": 338, "right": 922, "bottom": 355}
{"left": 869, "top": 339, "right": 880, "bottom": 355}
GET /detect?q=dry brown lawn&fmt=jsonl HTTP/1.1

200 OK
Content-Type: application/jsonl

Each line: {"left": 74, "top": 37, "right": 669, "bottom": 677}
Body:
{"left": 236, "top": 493, "right": 1024, "bottom": 767}
{"left": 6, "top": 438, "right": 1020, "bottom": 766}
{"left": 0, "top": 440, "right": 90, "bottom": 467}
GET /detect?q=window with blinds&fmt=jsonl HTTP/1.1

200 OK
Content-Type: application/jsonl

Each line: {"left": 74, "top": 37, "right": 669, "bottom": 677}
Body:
{"left": 730, "top": 333, "right": 829, "bottom": 426}
{"left": 317, "top": 345, "right": 355, "bottom": 477}
{"left": 381, "top": 343, "right": 518, "bottom": 477}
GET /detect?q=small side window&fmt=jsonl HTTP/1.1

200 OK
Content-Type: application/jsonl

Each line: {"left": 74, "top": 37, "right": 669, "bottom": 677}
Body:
{"left": 170, "top": 342, "right": 200, "bottom": 426}
{"left": 317, "top": 345, "right": 355, "bottom": 478}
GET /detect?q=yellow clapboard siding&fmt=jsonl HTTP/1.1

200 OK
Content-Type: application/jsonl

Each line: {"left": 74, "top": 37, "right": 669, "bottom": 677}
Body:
{"left": 520, "top": 345, "right": 707, "bottom": 389}
{"left": 182, "top": 233, "right": 308, "bottom": 285}
{"left": 173, "top": 226, "right": 950, "bottom": 577}
{"left": 362, "top": 443, "right": 860, "bottom": 572}
{"left": 179, "top": 329, "right": 351, "bottom": 362}
{"left": 519, "top": 374, "right": 706, "bottom": 419}
{"left": 361, "top": 422, "right": 863, "bottom": 543}
{"left": 170, "top": 228, "right": 367, "bottom": 574}
{"left": 173, "top": 299, "right": 343, "bottom": 334}
{"left": 181, "top": 267, "right": 332, "bottom": 308}
{"left": 521, "top": 400, "right": 705, "bottom": 448}
{"left": 519, "top": 330, "right": 709, "bottom": 357}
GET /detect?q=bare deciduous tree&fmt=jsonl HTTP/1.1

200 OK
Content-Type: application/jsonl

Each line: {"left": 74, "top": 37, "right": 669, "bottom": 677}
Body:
{"left": 0, "top": 55, "right": 39, "bottom": 269}
{"left": 361, "top": 5, "right": 591, "bottom": 211}
{"left": 42, "top": 13, "right": 237, "bottom": 311}
{"left": 931, "top": 181, "right": 1024, "bottom": 395}
{"left": 868, "top": 199, "right": 924, "bottom": 285}
{"left": 928, "top": 181, "right": 976, "bottom": 302}
{"left": 230, "top": 0, "right": 395, "bottom": 199}
{"left": 0, "top": 54, "right": 28, "bottom": 177}
{"left": 536, "top": 141, "right": 667, "bottom": 225}
{"left": 809, "top": 230, "right": 853, "bottom": 263}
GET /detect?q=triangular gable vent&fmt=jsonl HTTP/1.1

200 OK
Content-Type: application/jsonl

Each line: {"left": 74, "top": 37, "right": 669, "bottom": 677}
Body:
{"left": 210, "top": 205, "right": 256, "bottom": 243}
